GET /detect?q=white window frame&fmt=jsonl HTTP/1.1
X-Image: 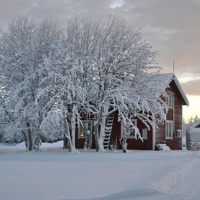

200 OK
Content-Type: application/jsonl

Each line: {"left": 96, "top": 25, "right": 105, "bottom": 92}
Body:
{"left": 121, "top": 119, "right": 137, "bottom": 139}
{"left": 166, "top": 120, "right": 174, "bottom": 139}
{"left": 166, "top": 92, "right": 174, "bottom": 109}
{"left": 174, "top": 129, "right": 182, "bottom": 138}
{"left": 78, "top": 120, "right": 93, "bottom": 139}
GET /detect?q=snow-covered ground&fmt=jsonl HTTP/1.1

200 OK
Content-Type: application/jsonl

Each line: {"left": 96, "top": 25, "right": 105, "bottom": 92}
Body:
{"left": 0, "top": 142, "right": 200, "bottom": 200}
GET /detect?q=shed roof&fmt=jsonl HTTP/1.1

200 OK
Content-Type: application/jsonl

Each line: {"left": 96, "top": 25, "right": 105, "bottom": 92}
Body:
{"left": 191, "top": 120, "right": 200, "bottom": 128}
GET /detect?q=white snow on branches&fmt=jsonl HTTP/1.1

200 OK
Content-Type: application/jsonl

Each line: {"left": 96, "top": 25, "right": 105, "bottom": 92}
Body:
{"left": 0, "top": 17, "right": 167, "bottom": 151}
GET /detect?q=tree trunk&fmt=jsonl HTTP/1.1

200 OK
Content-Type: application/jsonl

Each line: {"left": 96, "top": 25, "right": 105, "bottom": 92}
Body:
{"left": 27, "top": 122, "right": 32, "bottom": 151}
{"left": 63, "top": 138, "right": 68, "bottom": 149}
{"left": 71, "top": 109, "right": 77, "bottom": 152}
{"left": 94, "top": 122, "right": 99, "bottom": 152}
{"left": 63, "top": 118, "right": 73, "bottom": 152}
{"left": 98, "top": 115, "right": 106, "bottom": 152}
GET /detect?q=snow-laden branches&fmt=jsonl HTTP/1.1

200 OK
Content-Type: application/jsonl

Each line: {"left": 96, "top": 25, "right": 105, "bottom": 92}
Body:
{"left": 66, "top": 18, "right": 166, "bottom": 151}
{"left": 0, "top": 17, "right": 167, "bottom": 152}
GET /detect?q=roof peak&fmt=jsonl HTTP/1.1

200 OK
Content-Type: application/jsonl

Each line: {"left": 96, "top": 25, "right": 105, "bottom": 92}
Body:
{"left": 158, "top": 73, "right": 189, "bottom": 106}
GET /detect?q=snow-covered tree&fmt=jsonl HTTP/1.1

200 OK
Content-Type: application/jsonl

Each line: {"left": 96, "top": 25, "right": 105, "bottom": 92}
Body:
{"left": 0, "top": 17, "right": 37, "bottom": 146}
{"left": 65, "top": 18, "right": 167, "bottom": 151}
{"left": 0, "top": 18, "right": 70, "bottom": 150}
{"left": 0, "top": 17, "right": 167, "bottom": 153}
{"left": 37, "top": 20, "right": 94, "bottom": 152}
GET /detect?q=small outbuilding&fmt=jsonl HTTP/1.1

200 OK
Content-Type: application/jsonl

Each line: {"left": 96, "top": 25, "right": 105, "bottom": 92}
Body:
{"left": 190, "top": 121, "right": 200, "bottom": 129}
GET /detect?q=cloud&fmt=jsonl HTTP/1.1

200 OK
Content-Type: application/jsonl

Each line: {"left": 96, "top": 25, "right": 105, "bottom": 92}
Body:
{"left": 110, "top": 0, "right": 125, "bottom": 9}
{"left": 181, "top": 79, "right": 200, "bottom": 96}
{"left": 0, "top": 0, "right": 200, "bottom": 96}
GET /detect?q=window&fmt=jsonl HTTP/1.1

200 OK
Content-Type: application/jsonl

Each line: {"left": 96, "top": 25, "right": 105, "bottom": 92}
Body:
{"left": 166, "top": 92, "right": 174, "bottom": 109}
{"left": 166, "top": 121, "right": 174, "bottom": 139}
{"left": 121, "top": 119, "right": 137, "bottom": 139}
{"left": 78, "top": 120, "right": 93, "bottom": 139}
{"left": 174, "top": 129, "right": 182, "bottom": 138}
{"left": 142, "top": 129, "right": 148, "bottom": 140}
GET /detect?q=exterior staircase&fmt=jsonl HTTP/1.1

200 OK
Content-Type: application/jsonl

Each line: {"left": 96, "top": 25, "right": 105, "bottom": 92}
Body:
{"left": 103, "top": 113, "right": 115, "bottom": 149}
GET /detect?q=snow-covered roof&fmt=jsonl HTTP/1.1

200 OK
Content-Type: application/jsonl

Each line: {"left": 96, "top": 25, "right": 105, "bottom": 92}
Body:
{"left": 191, "top": 120, "right": 200, "bottom": 128}
{"left": 158, "top": 73, "right": 189, "bottom": 106}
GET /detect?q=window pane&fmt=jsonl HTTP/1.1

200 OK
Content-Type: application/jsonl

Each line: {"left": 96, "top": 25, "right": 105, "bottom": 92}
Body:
{"left": 166, "top": 93, "right": 174, "bottom": 108}
{"left": 166, "top": 121, "right": 173, "bottom": 138}
{"left": 124, "top": 119, "right": 137, "bottom": 138}
{"left": 129, "top": 129, "right": 135, "bottom": 136}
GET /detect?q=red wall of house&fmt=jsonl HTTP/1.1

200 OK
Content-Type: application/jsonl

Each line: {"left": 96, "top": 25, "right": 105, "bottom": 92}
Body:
{"left": 110, "top": 111, "right": 153, "bottom": 150}
{"left": 156, "top": 80, "right": 183, "bottom": 150}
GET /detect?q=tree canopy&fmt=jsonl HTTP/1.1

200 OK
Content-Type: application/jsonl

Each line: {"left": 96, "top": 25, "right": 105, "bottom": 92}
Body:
{"left": 0, "top": 17, "right": 167, "bottom": 152}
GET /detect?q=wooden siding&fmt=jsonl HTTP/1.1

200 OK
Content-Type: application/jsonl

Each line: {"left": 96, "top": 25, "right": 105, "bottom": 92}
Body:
{"left": 156, "top": 80, "right": 183, "bottom": 150}
{"left": 75, "top": 124, "right": 85, "bottom": 149}
{"left": 110, "top": 111, "right": 153, "bottom": 150}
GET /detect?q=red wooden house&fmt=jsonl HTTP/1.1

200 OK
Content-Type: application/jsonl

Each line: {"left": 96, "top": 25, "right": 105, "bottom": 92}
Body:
{"left": 75, "top": 73, "right": 189, "bottom": 150}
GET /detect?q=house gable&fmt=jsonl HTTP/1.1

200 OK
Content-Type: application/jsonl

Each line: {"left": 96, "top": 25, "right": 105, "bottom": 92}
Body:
{"left": 155, "top": 73, "right": 189, "bottom": 150}
{"left": 159, "top": 73, "right": 189, "bottom": 106}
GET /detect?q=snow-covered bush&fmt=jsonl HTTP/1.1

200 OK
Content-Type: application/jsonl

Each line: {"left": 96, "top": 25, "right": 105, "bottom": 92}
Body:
{"left": 156, "top": 144, "right": 170, "bottom": 151}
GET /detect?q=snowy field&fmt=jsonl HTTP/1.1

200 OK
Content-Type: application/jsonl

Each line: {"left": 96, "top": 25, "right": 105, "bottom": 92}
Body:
{"left": 0, "top": 142, "right": 200, "bottom": 200}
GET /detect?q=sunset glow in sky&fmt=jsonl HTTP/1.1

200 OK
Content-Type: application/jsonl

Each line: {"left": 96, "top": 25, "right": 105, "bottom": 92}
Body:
{"left": 0, "top": 0, "right": 199, "bottom": 120}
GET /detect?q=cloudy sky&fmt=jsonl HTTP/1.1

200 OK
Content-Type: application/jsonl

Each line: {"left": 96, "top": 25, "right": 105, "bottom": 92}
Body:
{"left": 0, "top": 0, "right": 199, "bottom": 120}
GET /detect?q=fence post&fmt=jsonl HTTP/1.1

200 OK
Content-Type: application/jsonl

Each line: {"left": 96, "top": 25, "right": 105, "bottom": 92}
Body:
{"left": 186, "top": 128, "right": 191, "bottom": 150}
